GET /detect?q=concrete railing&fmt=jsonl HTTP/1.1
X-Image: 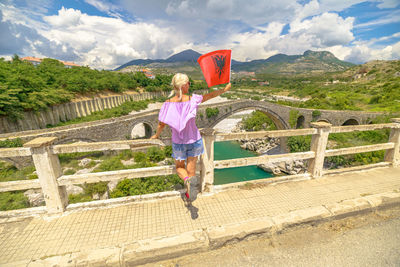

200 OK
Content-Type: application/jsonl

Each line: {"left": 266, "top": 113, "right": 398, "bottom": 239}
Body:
{"left": 0, "top": 118, "right": 399, "bottom": 214}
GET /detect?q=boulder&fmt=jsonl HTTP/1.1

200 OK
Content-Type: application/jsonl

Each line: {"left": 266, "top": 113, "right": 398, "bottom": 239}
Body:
{"left": 78, "top": 158, "right": 92, "bottom": 167}
{"left": 121, "top": 159, "right": 135, "bottom": 166}
{"left": 108, "top": 180, "right": 119, "bottom": 192}
{"left": 24, "top": 189, "right": 44, "bottom": 207}
{"left": 66, "top": 184, "right": 84, "bottom": 195}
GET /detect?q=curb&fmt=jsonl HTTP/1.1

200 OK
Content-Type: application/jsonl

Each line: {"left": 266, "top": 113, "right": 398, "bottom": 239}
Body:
{"left": 8, "top": 190, "right": 400, "bottom": 267}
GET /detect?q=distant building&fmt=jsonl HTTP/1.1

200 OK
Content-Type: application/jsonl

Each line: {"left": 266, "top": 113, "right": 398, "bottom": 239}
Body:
{"left": 232, "top": 71, "right": 255, "bottom": 78}
{"left": 21, "top": 56, "right": 41, "bottom": 66}
{"left": 258, "top": 81, "right": 269, "bottom": 86}
{"left": 140, "top": 68, "right": 155, "bottom": 79}
{"left": 21, "top": 57, "right": 80, "bottom": 68}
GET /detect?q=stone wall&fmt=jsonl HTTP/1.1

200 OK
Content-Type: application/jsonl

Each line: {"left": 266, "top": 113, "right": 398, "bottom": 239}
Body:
{"left": 0, "top": 91, "right": 168, "bottom": 134}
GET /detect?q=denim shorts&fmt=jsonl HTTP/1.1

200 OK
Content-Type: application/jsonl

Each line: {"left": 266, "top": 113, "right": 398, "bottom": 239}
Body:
{"left": 171, "top": 138, "right": 204, "bottom": 161}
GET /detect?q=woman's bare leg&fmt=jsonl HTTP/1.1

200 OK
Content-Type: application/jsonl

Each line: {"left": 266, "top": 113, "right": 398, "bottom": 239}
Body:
{"left": 186, "top": 156, "right": 198, "bottom": 177}
{"left": 175, "top": 159, "right": 188, "bottom": 180}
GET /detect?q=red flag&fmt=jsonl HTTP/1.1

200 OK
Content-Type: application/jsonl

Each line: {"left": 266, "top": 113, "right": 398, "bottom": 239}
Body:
{"left": 197, "top": 50, "right": 231, "bottom": 87}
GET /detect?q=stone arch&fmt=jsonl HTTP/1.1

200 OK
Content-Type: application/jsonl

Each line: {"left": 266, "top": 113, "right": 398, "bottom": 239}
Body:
{"left": 342, "top": 118, "right": 359, "bottom": 126}
{"left": 0, "top": 157, "right": 33, "bottom": 170}
{"left": 130, "top": 121, "right": 153, "bottom": 139}
{"left": 296, "top": 115, "right": 305, "bottom": 129}
{"left": 208, "top": 106, "right": 289, "bottom": 130}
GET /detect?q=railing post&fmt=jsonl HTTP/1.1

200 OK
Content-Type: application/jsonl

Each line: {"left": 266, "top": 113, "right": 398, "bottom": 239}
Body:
{"left": 24, "top": 137, "right": 68, "bottom": 213}
{"left": 200, "top": 128, "right": 216, "bottom": 193}
{"left": 308, "top": 122, "right": 332, "bottom": 178}
{"left": 384, "top": 118, "right": 400, "bottom": 167}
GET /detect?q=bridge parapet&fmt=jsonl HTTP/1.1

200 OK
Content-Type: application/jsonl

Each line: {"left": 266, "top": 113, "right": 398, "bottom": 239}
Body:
{"left": 0, "top": 119, "right": 399, "bottom": 215}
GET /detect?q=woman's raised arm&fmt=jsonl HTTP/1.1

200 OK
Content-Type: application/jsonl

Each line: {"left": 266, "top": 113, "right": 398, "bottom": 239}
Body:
{"left": 201, "top": 83, "right": 231, "bottom": 103}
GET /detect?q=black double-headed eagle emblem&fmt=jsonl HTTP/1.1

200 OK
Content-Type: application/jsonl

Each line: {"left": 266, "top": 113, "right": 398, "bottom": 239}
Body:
{"left": 212, "top": 55, "right": 226, "bottom": 78}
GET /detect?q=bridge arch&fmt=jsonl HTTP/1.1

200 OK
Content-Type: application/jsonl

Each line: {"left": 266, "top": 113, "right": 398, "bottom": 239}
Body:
{"left": 342, "top": 118, "right": 360, "bottom": 126}
{"left": 206, "top": 106, "right": 289, "bottom": 130}
{"left": 1, "top": 158, "right": 20, "bottom": 169}
{"left": 296, "top": 115, "right": 305, "bottom": 129}
{"left": 130, "top": 120, "right": 154, "bottom": 139}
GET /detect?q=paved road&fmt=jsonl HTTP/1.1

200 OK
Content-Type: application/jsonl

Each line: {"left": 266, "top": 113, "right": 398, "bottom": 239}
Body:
{"left": 146, "top": 206, "right": 400, "bottom": 267}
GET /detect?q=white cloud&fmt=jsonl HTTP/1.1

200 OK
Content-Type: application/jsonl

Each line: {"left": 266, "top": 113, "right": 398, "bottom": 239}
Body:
{"left": 41, "top": 7, "right": 190, "bottom": 69}
{"left": 44, "top": 7, "right": 82, "bottom": 28}
{"left": 342, "top": 41, "right": 400, "bottom": 63}
{"left": 226, "top": 22, "right": 285, "bottom": 61}
{"left": 261, "top": 12, "right": 354, "bottom": 56}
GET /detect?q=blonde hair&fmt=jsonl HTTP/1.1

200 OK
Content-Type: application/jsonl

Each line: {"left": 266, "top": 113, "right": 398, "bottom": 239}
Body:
{"left": 168, "top": 73, "right": 189, "bottom": 101}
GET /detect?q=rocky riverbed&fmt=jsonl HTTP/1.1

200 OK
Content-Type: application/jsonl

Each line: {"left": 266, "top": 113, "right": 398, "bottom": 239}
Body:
{"left": 232, "top": 121, "right": 307, "bottom": 176}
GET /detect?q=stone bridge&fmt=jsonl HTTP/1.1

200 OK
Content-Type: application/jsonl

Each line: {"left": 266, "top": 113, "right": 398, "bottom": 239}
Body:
{"left": 0, "top": 99, "right": 385, "bottom": 145}
{"left": 197, "top": 100, "right": 383, "bottom": 130}
{"left": 0, "top": 99, "right": 385, "bottom": 168}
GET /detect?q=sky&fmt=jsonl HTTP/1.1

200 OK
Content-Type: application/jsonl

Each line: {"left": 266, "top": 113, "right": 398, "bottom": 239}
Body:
{"left": 0, "top": 0, "right": 399, "bottom": 69}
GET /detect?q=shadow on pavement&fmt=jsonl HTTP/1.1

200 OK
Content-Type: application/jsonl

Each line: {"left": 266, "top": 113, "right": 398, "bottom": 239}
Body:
{"left": 180, "top": 192, "right": 199, "bottom": 220}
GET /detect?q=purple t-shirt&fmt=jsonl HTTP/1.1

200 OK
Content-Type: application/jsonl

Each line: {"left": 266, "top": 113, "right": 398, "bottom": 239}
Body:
{"left": 158, "top": 94, "right": 203, "bottom": 144}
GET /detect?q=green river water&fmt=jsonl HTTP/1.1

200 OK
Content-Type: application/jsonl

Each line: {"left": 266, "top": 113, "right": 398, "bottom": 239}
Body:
{"left": 214, "top": 141, "right": 274, "bottom": 185}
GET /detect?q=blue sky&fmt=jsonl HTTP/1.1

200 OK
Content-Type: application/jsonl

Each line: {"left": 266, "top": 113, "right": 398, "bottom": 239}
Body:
{"left": 0, "top": 0, "right": 399, "bottom": 69}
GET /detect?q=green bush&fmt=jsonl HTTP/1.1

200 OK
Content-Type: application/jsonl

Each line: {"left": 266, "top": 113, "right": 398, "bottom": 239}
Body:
{"left": 0, "top": 138, "right": 23, "bottom": 148}
{"left": 288, "top": 136, "right": 311, "bottom": 152}
{"left": 0, "top": 191, "right": 29, "bottom": 210}
{"left": 0, "top": 162, "right": 36, "bottom": 182}
{"left": 242, "top": 111, "right": 277, "bottom": 131}
{"left": 312, "top": 110, "right": 321, "bottom": 118}
{"left": 93, "top": 157, "right": 125, "bottom": 172}
{"left": 83, "top": 182, "right": 108, "bottom": 196}
{"left": 164, "top": 146, "right": 173, "bottom": 157}
{"left": 289, "top": 110, "right": 300, "bottom": 128}
{"left": 133, "top": 151, "right": 147, "bottom": 163}
{"left": 109, "top": 174, "right": 183, "bottom": 198}
{"left": 68, "top": 193, "right": 92, "bottom": 204}
{"left": 147, "top": 146, "right": 165, "bottom": 162}
{"left": 117, "top": 150, "right": 134, "bottom": 160}
{"left": 0, "top": 57, "right": 186, "bottom": 118}
{"left": 206, "top": 107, "right": 219, "bottom": 118}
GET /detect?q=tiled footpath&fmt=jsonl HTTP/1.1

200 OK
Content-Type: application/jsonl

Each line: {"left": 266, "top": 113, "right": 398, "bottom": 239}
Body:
{"left": 1, "top": 167, "right": 400, "bottom": 266}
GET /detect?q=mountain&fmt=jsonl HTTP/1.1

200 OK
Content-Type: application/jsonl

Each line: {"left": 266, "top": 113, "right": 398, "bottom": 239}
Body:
{"left": 165, "top": 49, "right": 201, "bottom": 62}
{"left": 114, "top": 49, "right": 201, "bottom": 71}
{"left": 115, "top": 49, "right": 355, "bottom": 77}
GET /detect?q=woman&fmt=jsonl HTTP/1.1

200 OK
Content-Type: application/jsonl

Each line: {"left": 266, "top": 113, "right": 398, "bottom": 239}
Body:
{"left": 150, "top": 73, "right": 231, "bottom": 199}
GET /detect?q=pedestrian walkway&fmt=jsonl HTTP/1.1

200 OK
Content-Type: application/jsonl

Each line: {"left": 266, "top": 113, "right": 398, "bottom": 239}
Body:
{"left": 1, "top": 167, "right": 400, "bottom": 266}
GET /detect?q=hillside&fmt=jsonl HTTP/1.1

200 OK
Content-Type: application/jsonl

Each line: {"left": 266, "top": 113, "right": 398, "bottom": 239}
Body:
{"left": 230, "top": 59, "right": 400, "bottom": 112}
{"left": 116, "top": 50, "right": 354, "bottom": 76}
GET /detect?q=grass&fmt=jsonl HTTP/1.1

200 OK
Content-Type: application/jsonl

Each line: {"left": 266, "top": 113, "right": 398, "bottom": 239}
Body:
{"left": 0, "top": 191, "right": 30, "bottom": 211}
{"left": 0, "top": 161, "right": 36, "bottom": 182}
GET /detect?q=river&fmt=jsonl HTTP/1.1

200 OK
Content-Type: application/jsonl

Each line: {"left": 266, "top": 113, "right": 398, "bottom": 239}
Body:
{"left": 214, "top": 140, "right": 274, "bottom": 185}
